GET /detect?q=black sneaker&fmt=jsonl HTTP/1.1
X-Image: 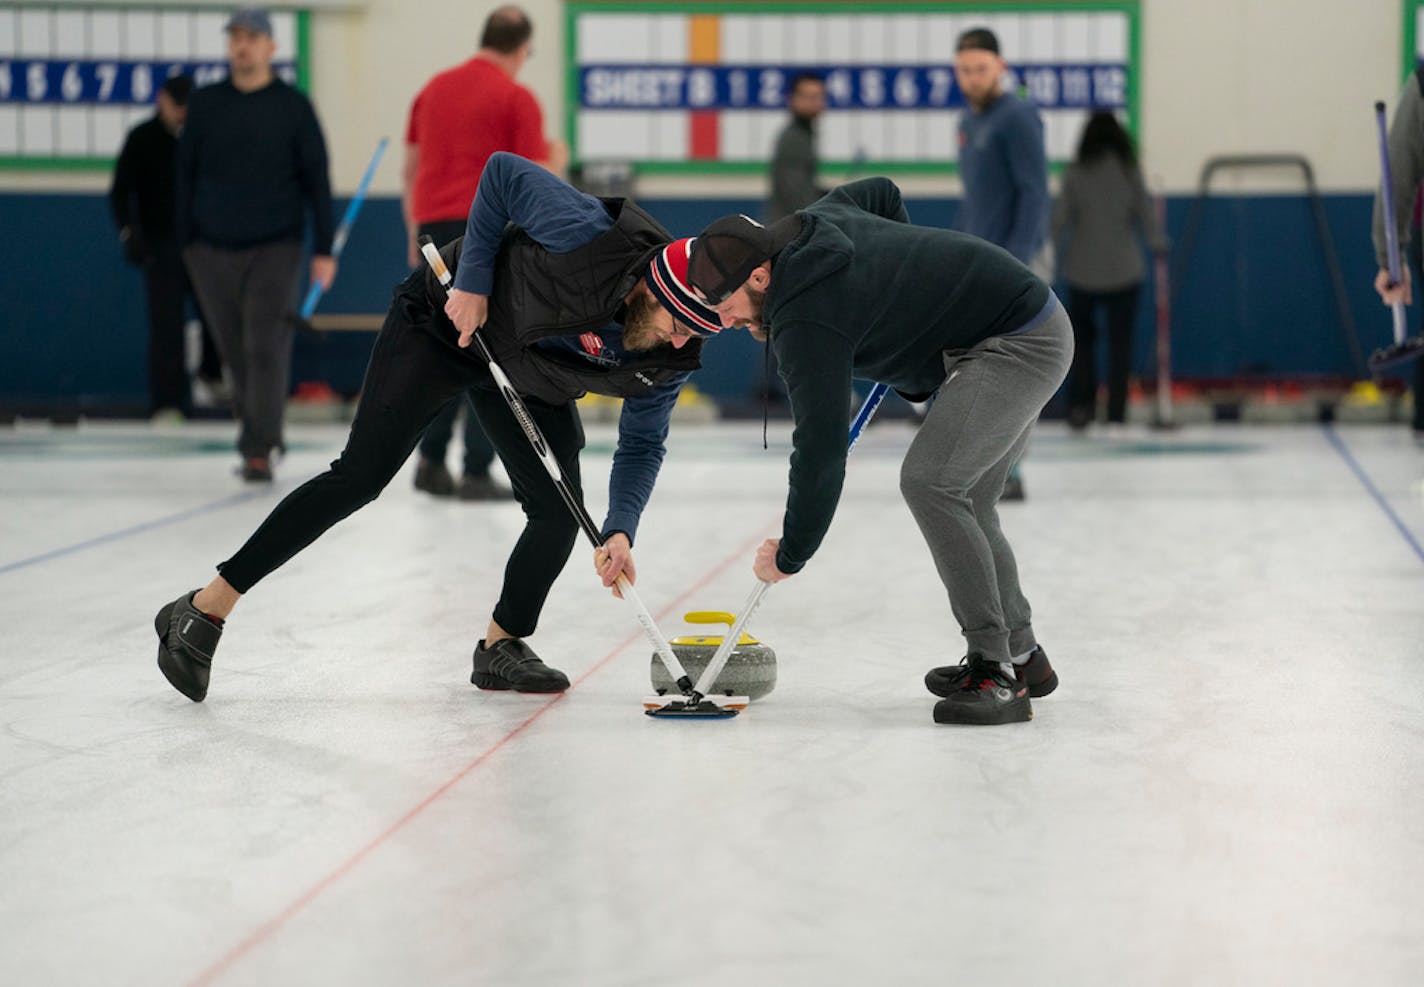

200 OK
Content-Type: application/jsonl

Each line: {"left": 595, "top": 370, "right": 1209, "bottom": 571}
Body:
{"left": 925, "top": 645, "right": 1057, "bottom": 699}
{"left": 456, "top": 473, "right": 514, "bottom": 501}
{"left": 472, "top": 638, "right": 570, "bottom": 693}
{"left": 414, "top": 459, "right": 455, "bottom": 496}
{"left": 154, "top": 590, "right": 223, "bottom": 702}
{"left": 933, "top": 655, "right": 1032, "bottom": 725}
{"left": 1001, "top": 472, "right": 1025, "bottom": 501}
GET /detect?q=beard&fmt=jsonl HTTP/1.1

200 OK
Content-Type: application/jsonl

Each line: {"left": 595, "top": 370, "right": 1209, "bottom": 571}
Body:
{"left": 962, "top": 81, "right": 1001, "bottom": 112}
{"left": 621, "top": 291, "right": 666, "bottom": 351}
{"left": 743, "top": 286, "right": 768, "bottom": 341}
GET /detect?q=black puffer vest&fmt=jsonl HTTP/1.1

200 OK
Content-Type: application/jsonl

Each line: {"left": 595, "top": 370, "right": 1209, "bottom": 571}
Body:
{"left": 420, "top": 197, "right": 703, "bottom": 405}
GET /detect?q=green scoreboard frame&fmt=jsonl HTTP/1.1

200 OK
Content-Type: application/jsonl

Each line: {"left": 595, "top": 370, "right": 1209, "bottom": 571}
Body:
{"left": 565, "top": 0, "right": 1141, "bottom": 175}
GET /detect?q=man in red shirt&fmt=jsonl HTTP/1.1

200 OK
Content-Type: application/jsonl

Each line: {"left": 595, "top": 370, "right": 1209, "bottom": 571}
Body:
{"left": 401, "top": 5, "right": 567, "bottom": 500}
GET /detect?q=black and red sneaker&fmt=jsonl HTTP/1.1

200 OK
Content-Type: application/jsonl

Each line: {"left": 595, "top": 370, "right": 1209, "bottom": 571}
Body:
{"left": 933, "top": 654, "right": 1032, "bottom": 725}
{"left": 925, "top": 644, "right": 1057, "bottom": 699}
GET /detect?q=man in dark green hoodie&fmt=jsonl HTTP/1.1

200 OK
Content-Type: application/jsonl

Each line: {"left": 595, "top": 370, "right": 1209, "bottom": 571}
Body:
{"left": 687, "top": 179, "right": 1072, "bottom": 725}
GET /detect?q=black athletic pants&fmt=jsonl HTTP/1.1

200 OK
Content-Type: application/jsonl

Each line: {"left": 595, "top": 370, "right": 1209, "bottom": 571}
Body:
{"left": 217, "top": 282, "right": 585, "bottom": 639}
{"left": 1066, "top": 284, "right": 1140, "bottom": 424}
{"left": 144, "top": 239, "right": 195, "bottom": 414}
{"left": 414, "top": 219, "right": 498, "bottom": 476}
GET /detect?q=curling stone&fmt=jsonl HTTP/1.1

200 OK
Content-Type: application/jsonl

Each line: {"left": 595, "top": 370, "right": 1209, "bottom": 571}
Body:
{"left": 650, "top": 610, "right": 777, "bottom": 701}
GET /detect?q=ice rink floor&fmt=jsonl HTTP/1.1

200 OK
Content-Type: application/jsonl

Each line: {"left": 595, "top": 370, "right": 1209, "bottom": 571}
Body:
{"left": 2, "top": 417, "right": 1423, "bottom": 986}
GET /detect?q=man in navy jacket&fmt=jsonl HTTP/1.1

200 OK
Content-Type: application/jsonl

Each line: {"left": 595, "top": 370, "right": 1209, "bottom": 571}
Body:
{"left": 954, "top": 26, "right": 1050, "bottom": 502}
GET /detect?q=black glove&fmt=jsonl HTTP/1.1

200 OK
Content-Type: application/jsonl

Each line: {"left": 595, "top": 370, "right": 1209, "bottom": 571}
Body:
{"left": 119, "top": 226, "right": 150, "bottom": 267}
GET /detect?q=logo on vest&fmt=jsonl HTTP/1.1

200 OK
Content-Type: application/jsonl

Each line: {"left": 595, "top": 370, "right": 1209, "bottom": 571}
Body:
{"left": 576, "top": 330, "right": 619, "bottom": 368}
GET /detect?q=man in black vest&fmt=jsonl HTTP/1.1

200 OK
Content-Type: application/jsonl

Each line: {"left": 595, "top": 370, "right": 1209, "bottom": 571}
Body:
{"left": 153, "top": 153, "right": 724, "bottom": 703}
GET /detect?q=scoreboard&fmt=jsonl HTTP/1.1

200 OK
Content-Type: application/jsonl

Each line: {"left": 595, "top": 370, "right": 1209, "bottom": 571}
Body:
{"left": 0, "top": 5, "right": 305, "bottom": 168}
{"left": 566, "top": 1, "right": 1141, "bottom": 173}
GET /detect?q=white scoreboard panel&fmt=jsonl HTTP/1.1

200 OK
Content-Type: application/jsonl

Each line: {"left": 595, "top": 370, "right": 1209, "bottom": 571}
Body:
{"left": 566, "top": 1, "right": 1140, "bottom": 174}
{"left": 0, "top": 5, "right": 305, "bottom": 168}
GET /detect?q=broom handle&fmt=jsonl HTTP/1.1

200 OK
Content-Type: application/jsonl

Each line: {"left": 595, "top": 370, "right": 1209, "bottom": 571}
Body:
{"left": 418, "top": 237, "right": 696, "bottom": 694}
{"left": 300, "top": 137, "right": 388, "bottom": 320}
{"left": 689, "top": 382, "right": 892, "bottom": 699}
{"left": 1376, "top": 101, "right": 1408, "bottom": 346}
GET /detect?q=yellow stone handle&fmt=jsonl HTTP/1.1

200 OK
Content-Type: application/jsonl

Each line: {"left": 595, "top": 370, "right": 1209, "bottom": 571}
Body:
{"left": 683, "top": 610, "right": 759, "bottom": 645}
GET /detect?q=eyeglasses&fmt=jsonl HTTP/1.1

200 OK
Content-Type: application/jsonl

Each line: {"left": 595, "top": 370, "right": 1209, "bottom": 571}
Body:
{"left": 667, "top": 322, "right": 696, "bottom": 340}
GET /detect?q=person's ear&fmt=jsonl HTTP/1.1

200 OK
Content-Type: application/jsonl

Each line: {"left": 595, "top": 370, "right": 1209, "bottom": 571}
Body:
{"left": 750, "top": 263, "right": 771, "bottom": 290}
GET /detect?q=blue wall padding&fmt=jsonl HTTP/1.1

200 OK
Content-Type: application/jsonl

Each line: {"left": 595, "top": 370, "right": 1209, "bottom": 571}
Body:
{"left": 0, "top": 190, "right": 1398, "bottom": 414}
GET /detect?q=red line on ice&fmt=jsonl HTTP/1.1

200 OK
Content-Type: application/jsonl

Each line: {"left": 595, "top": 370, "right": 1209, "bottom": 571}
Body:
{"left": 185, "top": 525, "right": 772, "bottom": 986}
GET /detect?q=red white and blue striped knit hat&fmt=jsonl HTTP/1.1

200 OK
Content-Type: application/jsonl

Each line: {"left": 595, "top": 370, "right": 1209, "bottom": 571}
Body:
{"left": 645, "top": 238, "right": 723, "bottom": 336}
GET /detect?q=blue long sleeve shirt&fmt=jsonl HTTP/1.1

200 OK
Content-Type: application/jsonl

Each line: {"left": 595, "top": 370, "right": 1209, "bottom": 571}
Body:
{"left": 956, "top": 93, "right": 1049, "bottom": 265}
{"left": 457, "top": 152, "right": 688, "bottom": 544}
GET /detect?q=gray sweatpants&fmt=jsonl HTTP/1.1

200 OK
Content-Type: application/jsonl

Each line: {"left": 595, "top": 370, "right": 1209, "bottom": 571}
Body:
{"left": 899, "top": 302, "right": 1074, "bottom": 663}
{"left": 183, "top": 240, "right": 303, "bottom": 460}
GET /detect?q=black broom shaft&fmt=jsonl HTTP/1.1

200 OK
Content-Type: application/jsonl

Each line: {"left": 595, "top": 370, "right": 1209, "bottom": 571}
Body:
{"left": 420, "top": 237, "right": 605, "bottom": 550}
{"left": 416, "top": 236, "right": 696, "bottom": 693}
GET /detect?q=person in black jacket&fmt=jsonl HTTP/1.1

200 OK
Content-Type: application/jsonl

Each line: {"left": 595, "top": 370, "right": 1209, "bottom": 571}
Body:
{"left": 108, "top": 74, "right": 222, "bottom": 417}
{"left": 152, "top": 154, "right": 724, "bottom": 706}
{"left": 765, "top": 72, "right": 827, "bottom": 223}
{"left": 177, "top": 8, "right": 336, "bottom": 481}
{"left": 688, "top": 180, "right": 1072, "bottom": 726}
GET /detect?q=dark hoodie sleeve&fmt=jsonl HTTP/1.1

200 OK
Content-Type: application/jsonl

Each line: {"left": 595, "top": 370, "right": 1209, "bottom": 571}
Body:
{"left": 824, "top": 176, "right": 911, "bottom": 224}
{"left": 109, "top": 128, "right": 139, "bottom": 233}
{"left": 174, "top": 95, "right": 200, "bottom": 247}
{"left": 773, "top": 321, "right": 856, "bottom": 574}
{"left": 295, "top": 92, "right": 335, "bottom": 255}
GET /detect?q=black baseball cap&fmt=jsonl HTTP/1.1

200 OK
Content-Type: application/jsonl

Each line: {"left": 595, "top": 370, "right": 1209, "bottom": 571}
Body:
{"left": 161, "top": 74, "right": 193, "bottom": 105}
{"left": 225, "top": 7, "right": 274, "bottom": 37}
{"left": 956, "top": 27, "right": 1000, "bottom": 54}
{"left": 687, "top": 214, "right": 801, "bottom": 305}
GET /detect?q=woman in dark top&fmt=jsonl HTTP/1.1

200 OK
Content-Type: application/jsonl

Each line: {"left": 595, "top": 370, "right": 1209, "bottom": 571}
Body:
{"left": 1052, "top": 112, "right": 1167, "bottom": 430}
